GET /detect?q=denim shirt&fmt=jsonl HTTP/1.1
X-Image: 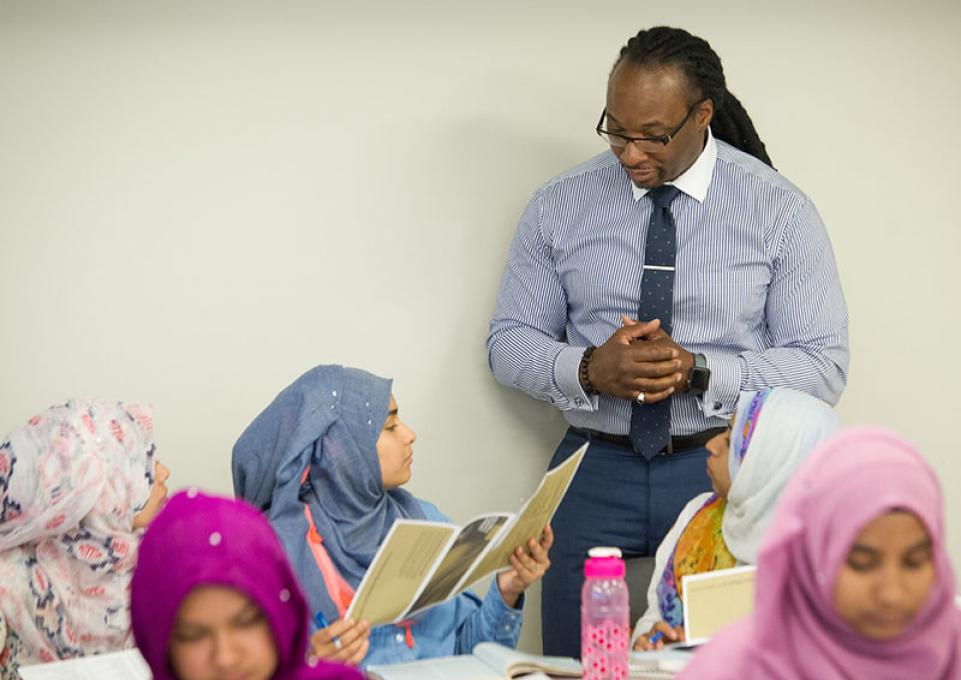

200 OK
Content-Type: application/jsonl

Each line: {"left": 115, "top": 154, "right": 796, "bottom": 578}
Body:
{"left": 361, "top": 501, "right": 525, "bottom": 667}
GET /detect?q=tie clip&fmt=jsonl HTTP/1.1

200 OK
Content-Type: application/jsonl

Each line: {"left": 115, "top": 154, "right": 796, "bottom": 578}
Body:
{"left": 643, "top": 264, "right": 675, "bottom": 271}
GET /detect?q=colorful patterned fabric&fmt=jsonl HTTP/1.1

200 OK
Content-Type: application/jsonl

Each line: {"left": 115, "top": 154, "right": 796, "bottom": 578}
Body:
{"left": 655, "top": 388, "right": 839, "bottom": 629}
{"left": 656, "top": 494, "right": 736, "bottom": 627}
{"left": 0, "top": 399, "right": 156, "bottom": 678}
{"left": 727, "top": 389, "right": 770, "bottom": 480}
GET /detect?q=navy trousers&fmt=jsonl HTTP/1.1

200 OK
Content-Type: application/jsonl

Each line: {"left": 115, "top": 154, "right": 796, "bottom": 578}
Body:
{"left": 540, "top": 427, "right": 712, "bottom": 657}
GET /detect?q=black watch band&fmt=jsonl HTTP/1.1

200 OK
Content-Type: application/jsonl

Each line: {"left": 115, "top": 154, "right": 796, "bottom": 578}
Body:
{"left": 688, "top": 353, "right": 711, "bottom": 396}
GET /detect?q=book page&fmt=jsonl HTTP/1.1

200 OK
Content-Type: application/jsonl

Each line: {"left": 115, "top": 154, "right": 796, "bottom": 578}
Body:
{"left": 407, "top": 513, "right": 512, "bottom": 615}
{"left": 630, "top": 648, "right": 694, "bottom": 677}
{"left": 681, "top": 565, "right": 756, "bottom": 644}
{"left": 367, "top": 654, "right": 501, "bottom": 680}
{"left": 459, "top": 443, "right": 588, "bottom": 588}
{"left": 346, "top": 520, "right": 457, "bottom": 626}
{"left": 473, "top": 642, "right": 581, "bottom": 678}
{"left": 18, "top": 649, "right": 151, "bottom": 680}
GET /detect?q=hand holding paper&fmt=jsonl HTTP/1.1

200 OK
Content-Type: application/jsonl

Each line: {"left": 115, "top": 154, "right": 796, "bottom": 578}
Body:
{"left": 496, "top": 524, "right": 554, "bottom": 607}
{"left": 310, "top": 617, "right": 371, "bottom": 666}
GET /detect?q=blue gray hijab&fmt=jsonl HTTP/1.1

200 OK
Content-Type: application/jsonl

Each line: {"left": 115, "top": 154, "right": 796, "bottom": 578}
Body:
{"left": 232, "top": 365, "right": 425, "bottom": 620}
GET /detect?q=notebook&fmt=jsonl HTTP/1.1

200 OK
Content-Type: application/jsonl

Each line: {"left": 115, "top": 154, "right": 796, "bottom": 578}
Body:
{"left": 681, "top": 564, "right": 757, "bottom": 644}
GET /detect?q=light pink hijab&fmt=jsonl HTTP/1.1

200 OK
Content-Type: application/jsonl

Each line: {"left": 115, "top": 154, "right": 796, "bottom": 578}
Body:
{"left": 0, "top": 399, "right": 156, "bottom": 677}
{"left": 678, "top": 427, "right": 961, "bottom": 680}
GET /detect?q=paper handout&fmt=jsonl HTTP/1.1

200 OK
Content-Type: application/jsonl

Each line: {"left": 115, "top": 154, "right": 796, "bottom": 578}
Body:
{"left": 681, "top": 564, "right": 756, "bottom": 644}
{"left": 408, "top": 513, "right": 512, "bottom": 614}
{"left": 18, "top": 649, "right": 151, "bottom": 680}
{"left": 347, "top": 443, "right": 588, "bottom": 626}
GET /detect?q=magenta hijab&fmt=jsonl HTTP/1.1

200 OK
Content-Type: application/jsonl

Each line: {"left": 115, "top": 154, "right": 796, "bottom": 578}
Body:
{"left": 679, "top": 427, "right": 961, "bottom": 680}
{"left": 130, "top": 490, "right": 362, "bottom": 680}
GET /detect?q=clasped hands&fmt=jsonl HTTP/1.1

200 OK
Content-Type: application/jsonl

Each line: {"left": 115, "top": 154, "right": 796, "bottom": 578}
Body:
{"left": 585, "top": 316, "right": 694, "bottom": 404}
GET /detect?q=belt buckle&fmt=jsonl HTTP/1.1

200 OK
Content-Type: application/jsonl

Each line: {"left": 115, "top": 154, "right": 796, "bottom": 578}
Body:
{"left": 664, "top": 437, "right": 674, "bottom": 455}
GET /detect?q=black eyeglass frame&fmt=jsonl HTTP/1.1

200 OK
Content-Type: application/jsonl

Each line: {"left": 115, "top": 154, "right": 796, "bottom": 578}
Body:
{"left": 596, "top": 99, "right": 707, "bottom": 148}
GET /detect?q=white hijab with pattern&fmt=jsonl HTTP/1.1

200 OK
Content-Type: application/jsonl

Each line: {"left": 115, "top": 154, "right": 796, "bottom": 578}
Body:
{"left": 0, "top": 399, "right": 155, "bottom": 675}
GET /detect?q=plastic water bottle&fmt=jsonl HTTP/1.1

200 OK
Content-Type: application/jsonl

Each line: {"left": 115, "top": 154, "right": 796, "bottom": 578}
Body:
{"left": 581, "top": 546, "right": 630, "bottom": 680}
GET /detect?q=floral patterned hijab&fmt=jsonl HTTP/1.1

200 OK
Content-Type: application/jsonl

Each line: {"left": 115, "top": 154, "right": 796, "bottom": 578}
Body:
{"left": 0, "top": 399, "right": 156, "bottom": 676}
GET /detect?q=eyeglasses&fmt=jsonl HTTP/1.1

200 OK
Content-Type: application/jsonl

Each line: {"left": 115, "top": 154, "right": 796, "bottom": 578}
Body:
{"left": 596, "top": 99, "right": 705, "bottom": 151}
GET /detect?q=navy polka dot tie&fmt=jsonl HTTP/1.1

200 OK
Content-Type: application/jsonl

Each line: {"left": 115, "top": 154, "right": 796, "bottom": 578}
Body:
{"left": 629, "top": 185, "right": 680, "bottom": 459}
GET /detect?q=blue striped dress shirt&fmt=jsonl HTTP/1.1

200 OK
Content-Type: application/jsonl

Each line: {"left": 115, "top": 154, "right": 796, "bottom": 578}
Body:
{"left": 487, "top": 132, "right": 849, "bottom": 436}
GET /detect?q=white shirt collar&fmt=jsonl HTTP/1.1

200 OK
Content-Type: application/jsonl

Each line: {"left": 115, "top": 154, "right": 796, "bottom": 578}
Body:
{"left": 630, "top": 127, "right": 717, "bottom": 203}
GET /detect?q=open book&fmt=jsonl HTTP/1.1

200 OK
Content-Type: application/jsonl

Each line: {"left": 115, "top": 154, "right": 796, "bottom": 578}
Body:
{"left": 17, "top": 649, "right": 151, "bottom": 680}
{"left": 347, "top": 443, "right": 587, "bottom": 626}
{"left": 366, "top": 642, "right": 582, "bottom": 679}
{"left": 367, "top": 642, "right": 691, "bottom": 680}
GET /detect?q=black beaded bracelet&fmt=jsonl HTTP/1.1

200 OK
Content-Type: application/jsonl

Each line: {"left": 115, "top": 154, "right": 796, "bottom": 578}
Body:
{"left": 579, "top": 345, "right": 597, "bottom": 395}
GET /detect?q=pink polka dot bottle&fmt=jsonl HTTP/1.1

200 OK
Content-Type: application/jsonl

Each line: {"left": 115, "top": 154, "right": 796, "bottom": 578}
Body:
{"left": 581, "top": 547, "right": 630, "bottom": 680}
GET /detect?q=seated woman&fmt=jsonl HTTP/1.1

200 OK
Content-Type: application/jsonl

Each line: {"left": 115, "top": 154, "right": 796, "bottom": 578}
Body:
{"left": 634, "top": 387, "right": 838, "bottom": 649}
{"left": 0, "top": 399, "right": 168, "bottom": 678}
{"left": 130, "top": 490, "right": 362, "bottom": 680}
{"left": 677, "top": 427, "right": 961, "bottom": 679}
{"left": 231, "top": 365, "right": 552, "bottom": 667}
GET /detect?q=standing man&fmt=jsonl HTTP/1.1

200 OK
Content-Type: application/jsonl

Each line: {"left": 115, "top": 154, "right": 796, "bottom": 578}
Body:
{"left": 487, "top": 26, "right": 848, "bottom": 657}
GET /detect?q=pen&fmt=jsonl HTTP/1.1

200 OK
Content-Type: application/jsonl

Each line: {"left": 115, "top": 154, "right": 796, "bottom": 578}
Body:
{"left": 313, "top": 611, "right": 342, "bottom": 649}
{"left": 648, "top": 630, "right": 665, "bottom": 645}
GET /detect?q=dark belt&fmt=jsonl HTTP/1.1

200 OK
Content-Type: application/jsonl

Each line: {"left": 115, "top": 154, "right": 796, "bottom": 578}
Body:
{"left": 571, "top": 426, "right": 725, "bottom": 455}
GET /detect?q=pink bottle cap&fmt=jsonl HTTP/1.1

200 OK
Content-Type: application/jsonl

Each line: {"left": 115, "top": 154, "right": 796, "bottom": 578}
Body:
{"left": 584, "top": 546, "right": 625, "bottom": 578}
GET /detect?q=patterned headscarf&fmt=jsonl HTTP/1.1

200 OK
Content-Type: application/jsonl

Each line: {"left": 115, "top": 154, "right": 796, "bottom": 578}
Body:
{"left": 726, "top": 389, "right": 771, "bottom": 481}
{"left": 723, "top": 388, "right": 839, "bottom": 562}
{"left": 131, "top": 490, "right": 364, "bottom": 680}
{"left": 0, "top": 399, "right": 156, "bottom": 676}
{"left": 656, "top": 388, "right": 838, "bottom": 627}
{"left": 232, "top": 365, "right": 425, "bottom": 623}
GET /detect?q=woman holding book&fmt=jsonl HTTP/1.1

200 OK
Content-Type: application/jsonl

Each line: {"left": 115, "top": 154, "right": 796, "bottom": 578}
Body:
{"left": 633, "top": 387, "right": 838, "bottom": 650}
{"left": 232, "top": 365, "right": 552, "bottom": 667}
{"left": 131, "top": 490, "right": 362, "bottom": 680}
{"left": 0, "top": 399, "right": 168, "bottom": 678}
{"left": 676, "top": 428, "right": 961, "bottom": 679}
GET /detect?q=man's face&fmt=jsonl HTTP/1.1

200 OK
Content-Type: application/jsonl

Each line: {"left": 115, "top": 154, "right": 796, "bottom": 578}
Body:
{"left": 604, "top": 61, "right": 712, "bottom": 188}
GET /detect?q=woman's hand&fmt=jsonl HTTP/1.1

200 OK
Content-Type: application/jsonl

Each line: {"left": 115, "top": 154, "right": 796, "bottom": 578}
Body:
{"left": 309, "top": 618, "right": 370, "bottom": 666}
{"left": 496, "top": 524, "right": 554, "bottom": 608}
{"left": 633, "top": 620, "right": 685, "bottom": 651}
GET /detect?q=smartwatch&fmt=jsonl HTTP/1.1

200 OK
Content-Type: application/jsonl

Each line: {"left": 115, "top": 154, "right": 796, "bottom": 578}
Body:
{"left": 688, "top": 353, "right": 711, "bottom": 396}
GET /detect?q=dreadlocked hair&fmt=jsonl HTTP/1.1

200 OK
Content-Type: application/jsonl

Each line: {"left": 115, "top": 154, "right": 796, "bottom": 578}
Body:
{"left": 615, "top": 26, "right": 773, "bottom": 168}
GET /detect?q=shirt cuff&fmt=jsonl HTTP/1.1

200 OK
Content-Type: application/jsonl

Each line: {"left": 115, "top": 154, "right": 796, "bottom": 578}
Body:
{"left": 553, "top": 346, "right": 598, "bottom": 412}
{"left": 699, "top": 352, "right": 743, "bottom": 418}
{"left": 483, "top": 583, "right": 525, "bottom": 635}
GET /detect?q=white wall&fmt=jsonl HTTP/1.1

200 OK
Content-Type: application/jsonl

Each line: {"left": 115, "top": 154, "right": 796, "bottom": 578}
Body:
{"left": 1, "top": 0, "right": 959, "bottom": 653}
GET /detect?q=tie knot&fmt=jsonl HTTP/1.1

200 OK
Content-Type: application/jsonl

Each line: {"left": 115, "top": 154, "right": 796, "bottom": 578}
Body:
{"left": 649, "top": 184, "right": 680, "bottom": 208}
